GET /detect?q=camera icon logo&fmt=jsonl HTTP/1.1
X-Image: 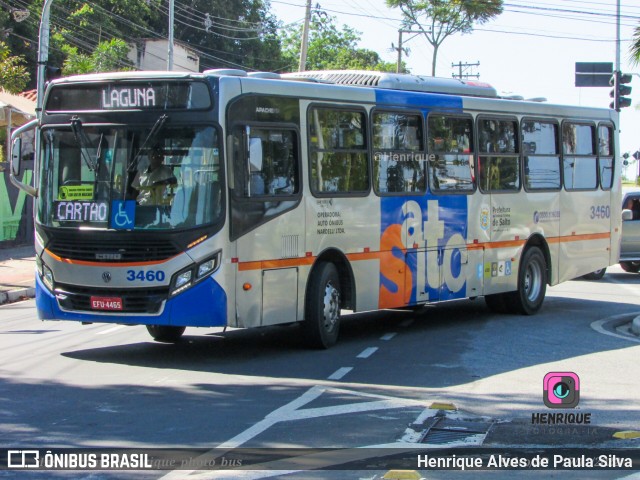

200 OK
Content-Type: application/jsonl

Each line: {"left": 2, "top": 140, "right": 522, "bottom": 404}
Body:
{"left": 543, "top": 372, "right": 580, "bottom": 408}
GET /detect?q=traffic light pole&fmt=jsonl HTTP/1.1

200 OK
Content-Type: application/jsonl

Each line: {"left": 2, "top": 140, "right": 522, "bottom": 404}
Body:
{"left": 616, "top": 0, "right": 621, "bottom": 75}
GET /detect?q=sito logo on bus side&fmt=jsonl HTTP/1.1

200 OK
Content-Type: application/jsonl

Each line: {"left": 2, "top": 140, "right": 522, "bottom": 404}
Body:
{"left": 379, "top": 196, "right": 468, "bottom": 308}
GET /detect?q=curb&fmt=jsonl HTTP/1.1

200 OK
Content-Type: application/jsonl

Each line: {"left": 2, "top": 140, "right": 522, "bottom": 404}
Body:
{"left": 0, "top": 287, "right": 35, "bottom": 306}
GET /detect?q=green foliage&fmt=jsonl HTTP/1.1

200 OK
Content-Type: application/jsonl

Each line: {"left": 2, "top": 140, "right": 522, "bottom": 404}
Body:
{"left": 632, "top": 25, "right": 640, "bottom": 66}
{"left": 280, "top": 13, "right": 398, "bottom": 72}
{"left": 386, "top": 0, "right": 503, "bottom": 76}
{"left": 5, "top": 0, "right": 285, "bottom": 85}
{"left": 61, "top": 38, "right": 132, "bottom": 75}
{"left": 0, "top": 41, "right": 29, "bottom": 93}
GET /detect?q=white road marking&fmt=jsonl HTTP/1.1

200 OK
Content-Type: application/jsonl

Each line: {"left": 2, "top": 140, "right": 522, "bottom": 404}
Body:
{"left": 591, "top": 313, "right": 640, "bottom": 344}
{"left": 327, "top": 366, "right": 353, "bottom": 380}
{"left": 399, "top": 319, "right": 414, "bottom": 328}
{"left": 356, "top": 347, "right": 378, "bottom": 359}
{"left": 380, "top": 332, "right": 397, "bottom": 341}
{"left": 96, "top": 325, "right": 127, "bottom": 335}
{"left": 160, "top": 386, "right": 428, "bottom": 479}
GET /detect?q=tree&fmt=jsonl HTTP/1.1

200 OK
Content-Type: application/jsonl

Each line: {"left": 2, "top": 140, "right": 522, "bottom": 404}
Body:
{"left": 0, "top": 41, "right": 29, "bottom": 93}
{"left": 386, "top": 0, "right": 503, "bottom": 76}
{"left": 280, "top": 12, "right": 398, "bottom": 72}
{"left": 6, "top": 0, "right": 285, "bottom": 85}
{"left": 632, "top": 24, "right": 640, "bottom": 66}
{"left": 172, "top": 0, "right": 284, "bottom": 72}
{"left": 59, "top": 38, "right": 132, "bottom": 75}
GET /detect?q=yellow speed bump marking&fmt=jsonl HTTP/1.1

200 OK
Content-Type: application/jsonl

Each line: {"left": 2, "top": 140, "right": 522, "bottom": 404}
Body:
{"left": 613, "top": 430, "right": 640, "bottom": 439}
{"left": 382, "top": 470, "right": 422, "bottom": 480}
{"left": 429, "top": 401, "right": 456, "bottom": 410}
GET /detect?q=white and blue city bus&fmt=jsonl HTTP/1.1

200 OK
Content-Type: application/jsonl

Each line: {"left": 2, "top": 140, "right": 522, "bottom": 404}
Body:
{"left": 10, "top": 69, "right": 621, "bottom": 348}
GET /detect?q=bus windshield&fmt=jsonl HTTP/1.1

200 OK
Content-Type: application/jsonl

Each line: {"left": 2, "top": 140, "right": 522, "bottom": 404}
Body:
{"left": 38, "top": 124, "right": 223, "bottom": 231}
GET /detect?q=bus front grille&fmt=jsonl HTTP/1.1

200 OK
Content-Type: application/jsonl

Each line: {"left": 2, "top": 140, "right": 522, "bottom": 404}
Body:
{"left": 46, "top": 235, "right": 180, "bottom": 262}
{"left": 55, "top": 284, "right": 169, "bottom": 314}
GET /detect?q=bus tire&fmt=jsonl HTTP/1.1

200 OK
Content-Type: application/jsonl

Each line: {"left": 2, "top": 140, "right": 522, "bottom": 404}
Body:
{"left": 506, "top": 247, "right": 547, "bottom": 315}
{"left": 620, "top": 261, "right": 640, "bottom": 273}
{"left": 146, "top": 325, "right": 186, "bottom": 343}
{"left": 303, "top": 262, "right": 341, "bottom": 349}
{"left": 582, "top": 268, "right": 606, "bottom": 280}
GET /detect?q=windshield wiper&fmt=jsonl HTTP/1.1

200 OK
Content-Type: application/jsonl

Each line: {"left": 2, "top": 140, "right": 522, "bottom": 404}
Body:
{"left": 70, "top": 116, "right": 98, "bottom": 171}
{"left": 128, "top": 114, "right": 169, "bottom": 173}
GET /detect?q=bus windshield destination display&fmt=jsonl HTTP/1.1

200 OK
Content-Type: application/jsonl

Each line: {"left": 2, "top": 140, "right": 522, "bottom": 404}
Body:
{"left": 102, "top": 86, "right": 156, "bottom": 109}
{"left": 45, "top": 81, "right": 211, "bottom": 111}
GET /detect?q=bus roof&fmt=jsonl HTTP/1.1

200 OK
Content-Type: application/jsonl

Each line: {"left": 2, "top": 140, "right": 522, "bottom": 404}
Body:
{"left": 282, "top": 70, "right": 500, "bottom": 98}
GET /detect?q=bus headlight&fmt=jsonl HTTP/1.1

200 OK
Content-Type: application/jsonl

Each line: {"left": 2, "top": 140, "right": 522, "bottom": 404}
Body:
{"left": 171, "top": 269, "right": 193, "bottom": 297}
{"left": 40, "top": 262, "right": 55, "bottom": 292}
{"left": 170, "top": 251, "right": 221, "bottom": 297}
{"left": 197, "top": 255, "right": 219, "bottom": 279}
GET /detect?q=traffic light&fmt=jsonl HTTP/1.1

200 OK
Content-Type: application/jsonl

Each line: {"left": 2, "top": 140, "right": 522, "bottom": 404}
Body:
{"left": 609, "top": 71, "right": 633, "bottom": 111}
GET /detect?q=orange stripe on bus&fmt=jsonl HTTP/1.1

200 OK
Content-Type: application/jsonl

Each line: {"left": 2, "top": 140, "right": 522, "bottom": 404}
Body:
{"left": 235, "top": 232, "right": 612, "bottom": 271}
{"left": 237, "top": 257, "right": 316, "bottom": 271}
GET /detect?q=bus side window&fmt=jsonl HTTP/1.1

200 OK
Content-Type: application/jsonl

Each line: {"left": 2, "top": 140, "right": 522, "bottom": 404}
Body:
{"left": 598, "top": 124, "right": 614, "bottom": 190}
{"left": 235, "top": 127, "right": 299, "bottom": 198}
{"left": 477, "top": 117, "right": 520, "bottom": 192}
{"left": 372, "top": 111, "right": 425, "bottom": 195}
{"left": 427, "top": 114, "right": 474, "bottom": 193}
{"left": 308, "top": 107, "right": 369, "bottom": 194}
{"left": 562, "top": 123, "right": 597, "bottom": 191}
{"left": 522, "top": 120, "right": 561, "bottom": 191}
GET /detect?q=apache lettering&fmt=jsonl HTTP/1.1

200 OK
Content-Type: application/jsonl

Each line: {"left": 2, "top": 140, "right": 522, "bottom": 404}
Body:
{"left": 56, "top": 201, "right": 108, "bottom": 222}
{"left": 102, "top": 87, "right": 156, "bottom": 109}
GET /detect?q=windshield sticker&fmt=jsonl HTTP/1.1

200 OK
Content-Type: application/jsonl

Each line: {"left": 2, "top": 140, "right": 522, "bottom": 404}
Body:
{"left": 58, "top": 185, "right": 94, "bottom": 201}
{"left": 110, "top": 200, "right": 136, "bottom": 230}
{"left": 55, "top": 201, "right": 108, "bottom": 222}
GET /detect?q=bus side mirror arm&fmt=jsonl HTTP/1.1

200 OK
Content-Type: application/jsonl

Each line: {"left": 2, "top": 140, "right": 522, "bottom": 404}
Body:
{"left": 10, "top": 119, "right": 38, "bottom": 198}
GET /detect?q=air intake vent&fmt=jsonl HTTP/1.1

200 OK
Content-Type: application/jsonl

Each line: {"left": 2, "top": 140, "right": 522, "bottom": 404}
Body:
{"left": 282, "top": 70, "right": 498, "bottom": 97}
{"left": 47, "top": 234, "right": 180, "bottom": 262}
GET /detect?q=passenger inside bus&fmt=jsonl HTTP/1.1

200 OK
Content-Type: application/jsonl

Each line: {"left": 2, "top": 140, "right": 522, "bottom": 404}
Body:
{"left": 132, "top": 144, "right": 177, "bottom": 205}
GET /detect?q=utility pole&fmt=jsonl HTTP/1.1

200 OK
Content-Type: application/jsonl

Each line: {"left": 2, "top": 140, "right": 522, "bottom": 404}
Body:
{"left": 167, "top": 0, "right": 174, "bottom": 70}
{"left": 452, "top": 61, "right": 480, "bottom": 80}
{"left": 393, "top": 29, "right": 422, "bottom": 73}
{"left": 298, "top": 0, "right": 312, "bottom": 72}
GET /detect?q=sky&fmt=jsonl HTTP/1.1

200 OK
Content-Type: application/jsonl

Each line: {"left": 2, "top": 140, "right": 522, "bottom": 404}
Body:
{"left": 270, "top": 0, "right": 640, "bottom": 177}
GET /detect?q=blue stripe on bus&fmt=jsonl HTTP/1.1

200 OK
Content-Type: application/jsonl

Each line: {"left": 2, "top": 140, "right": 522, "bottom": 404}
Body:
{"left": 374, "top": 89, "right": 464, "bottom": 112}
{"left": 35, "top": 275, "right": 227, "bottom": 328}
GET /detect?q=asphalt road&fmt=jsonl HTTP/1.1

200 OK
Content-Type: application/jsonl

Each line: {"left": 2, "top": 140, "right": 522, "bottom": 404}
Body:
{"left": 1, "top": 265, "right": 639, "bottom": 479}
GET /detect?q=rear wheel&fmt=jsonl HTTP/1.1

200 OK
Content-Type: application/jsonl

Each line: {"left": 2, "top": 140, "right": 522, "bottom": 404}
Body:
{"left": 582, "top": 268, "right": 606, "bottom": 280}
{"left": 620, "top": 261, "right": 640, "bottom": 273}
{"left": 146, "top": 325, "right": 186, "bottom": 343}
{"left": 506, "top": 247, "right": 547, "bottom": 315}
{"left": 303, "top": 262, "right": 341, "bottom": 349}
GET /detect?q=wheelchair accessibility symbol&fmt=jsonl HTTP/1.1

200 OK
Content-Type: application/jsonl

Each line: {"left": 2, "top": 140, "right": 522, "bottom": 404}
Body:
{"left": 110, "top": 200, "right": 136, "bottom": 230}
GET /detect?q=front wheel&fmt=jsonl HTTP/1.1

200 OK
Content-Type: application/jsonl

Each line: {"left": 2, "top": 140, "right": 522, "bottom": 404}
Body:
{"left": 303, "top": 262, "right": 341, "bottom": 349}
{"left": 506, "top": 247, "right": 547, "bottom": 315}
{"left": 146, "top": 325, "right": 186, "bottom": 343}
